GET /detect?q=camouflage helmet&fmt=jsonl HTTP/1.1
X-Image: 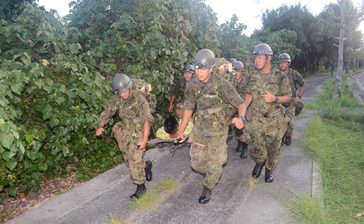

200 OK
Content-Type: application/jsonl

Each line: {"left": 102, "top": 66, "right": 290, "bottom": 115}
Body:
{"left": 278, "top": 53, "right": 291, "bottom": 63}
{"left": 253, "top": 43, "right": 273, "bottom": 56}
{"left": 183, "top": 64, "right": 195, "bottom": 74}
{"left": 193, "top": 49, "right": 216, "bottom": 69}
{"left": 112, "top": 73, "right": 132, "bottom": 94}
{"left": 232, "top": 61, "right": 244, "bottom": 72}
{"left": 229, "top": 58, "right": 237, "bottom": 63}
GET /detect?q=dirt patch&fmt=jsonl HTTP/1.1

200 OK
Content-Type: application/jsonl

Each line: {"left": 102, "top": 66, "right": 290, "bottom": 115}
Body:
{"left": 0, "top": 173, "right": 83, "bottom": 223}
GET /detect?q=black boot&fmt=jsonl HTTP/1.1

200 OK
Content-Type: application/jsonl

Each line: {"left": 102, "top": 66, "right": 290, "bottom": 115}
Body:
{"left": 281, "top": 136, "right": 286, "bottom": 146}
{"left": 240, "top": 142, "right": 248, "bottom": 158}
{"left": 145, "top": 160, "right": 153, "bottom": 181}
{"left": 235, "top": 140, "right": 243, "bottom": 152}
{"left": 252, "top": 161, "right": 265, "bottom": 178}
{"left": 265, "top": 168, "right": 274, "bottom": 183}
{"left": 130, "top": 183, "right": 146, "bottom": 201}
{"left": 198, "top": 186, "right": 212, "bottom": 204}
{"left": 285, "top": 136, "right": 292, "bottom": 146}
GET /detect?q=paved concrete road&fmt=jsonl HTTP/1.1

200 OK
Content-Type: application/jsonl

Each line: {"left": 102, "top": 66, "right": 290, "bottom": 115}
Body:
{"left": 349, "top": 72, "right": 364, "bottom": 104}
{"left": 7, "top": 74, "right": 329, "bottom": 224}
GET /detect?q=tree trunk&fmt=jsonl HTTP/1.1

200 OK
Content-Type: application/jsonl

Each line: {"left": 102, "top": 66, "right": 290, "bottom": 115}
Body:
{"left": 333, "top": 0, "right": 346, "bottom": 100}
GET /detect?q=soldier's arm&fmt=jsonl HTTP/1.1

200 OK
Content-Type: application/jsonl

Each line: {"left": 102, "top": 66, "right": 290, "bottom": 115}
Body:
{"left": 178, "top": 83, "right": 196, "bottom": 139}
{"left": 96, "top": 97, "right": 118, "bottom": 136}
{"left": 277, "top": 74, "right": 293, "bottom": 104}
{"left": 177, "top": 109, "right": 193, "bottom": 140}
{"left": 296, "top": 73, "right": 305, "bottom": 99}
{"left": 139, "top": 96, "right": 153, "bottom": 149}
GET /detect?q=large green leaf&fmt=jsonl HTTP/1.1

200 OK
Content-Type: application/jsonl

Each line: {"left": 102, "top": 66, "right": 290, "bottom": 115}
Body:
{"left": 5, "top": 158, "right": 17, "bottom": 170}
{"left": 7, "top": 186, "right": 17, "bottom": 197}
{"left": 2, "top": 151, "right": 16, "bottom": 161}
{"left": 0, "top": 132, "right": 15, "bottom": 149}
{"left": 10, "top": 82, "right": 23, "bottom": 95}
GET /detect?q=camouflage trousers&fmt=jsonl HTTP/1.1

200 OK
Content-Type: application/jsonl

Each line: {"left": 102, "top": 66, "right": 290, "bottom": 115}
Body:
{"left": 113, "top": 124, "right": 146, "bottom": 185}
{"left": 249, "top": 130, "right": 282, "bottom": 170}
{"left": 248, "top": 114, "right": 287, "bottom": 170}
{"left": 285, "top": 121, "right": 294, "bottom": 137}
{"left": 190, "top": 129, "right": 228, "bottom": 189}
{"left": 234, "top": 122, "right": 251, "bottom": 143}
{"left": 284, "top": 105, "right": 296, "bottom": 137}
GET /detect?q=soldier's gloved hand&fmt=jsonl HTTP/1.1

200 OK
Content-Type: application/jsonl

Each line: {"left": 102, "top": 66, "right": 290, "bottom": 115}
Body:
{"left": 232, "top": 117, "right": 244, "bottom": 129}
{"left": 96, "top": 127, "right": 104, "bottom": 139}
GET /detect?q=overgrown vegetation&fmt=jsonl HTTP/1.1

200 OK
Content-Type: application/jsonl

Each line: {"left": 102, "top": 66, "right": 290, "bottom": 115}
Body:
{"left": 291, "top": 74, "right": 364, "bottom": 223}
{"left": 1, "top": 0, "right": 363, "bottom": 202}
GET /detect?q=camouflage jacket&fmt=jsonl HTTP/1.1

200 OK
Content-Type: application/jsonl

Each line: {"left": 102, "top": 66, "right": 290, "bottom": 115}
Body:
{"left": 131, "top": 78, "right": 156, "bottom": 114}
{"left": 234, "top": 74, "right": 248, "bottom": 97}
{"left": 171, "top": 76, "right": 188, "bottom": 104}
{"left": 245, "top": 68, "right": 292, "bottom": 118}
{"left": 183, "top": 72, "right": 243, "bottom": 136}
{"left": 285, "top": 68, "right": 305, "bottom": 97}
{"left": 99, "top": 91, "right": 154, "bottom": 134}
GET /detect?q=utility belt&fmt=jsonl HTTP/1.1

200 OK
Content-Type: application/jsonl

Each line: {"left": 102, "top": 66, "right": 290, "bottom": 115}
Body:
{"left": 197, "top": 106, "right": 223, "bottom": 116}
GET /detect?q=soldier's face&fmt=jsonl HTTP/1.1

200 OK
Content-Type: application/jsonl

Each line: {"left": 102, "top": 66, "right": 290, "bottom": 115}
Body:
{"left": 235, "top": 71, "right": 242, "bottom": 80}
{"left": 184, "top": 71, "right": 193, "bottom": 81}
{"left": 195, "top": 67, "right": 212, "bottom": 83}
{"left": 279, "top": 61, "right": 290, "bottom": 71}
{"left": 119, "top": 88, "right": 131, "bottom": 100}
{"left": 254, "top": 55, "right": 270, "bottom": 71}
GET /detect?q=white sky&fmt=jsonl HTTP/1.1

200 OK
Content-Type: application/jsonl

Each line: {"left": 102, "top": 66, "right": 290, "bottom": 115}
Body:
{"left": 38, "top": 0, "right": 364, "bottom": 36}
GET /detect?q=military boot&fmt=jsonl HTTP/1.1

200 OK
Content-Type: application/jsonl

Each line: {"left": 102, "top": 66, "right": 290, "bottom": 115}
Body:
{"left": 198, "top": 186, "right": 212, "bottom": 204}
{"left": 145, "top": 160, "right": 153, "bottom": 181}
{"left": 130, "top": 183, "right": 146, "bottom": 201}
{"left": 265, "top": 168, "right": 274, "bottom": 183}
{"left": 252, "top": 161, "right": 265, "bottom": 178}
{"left": 240, "top": 142, "right": 248, "bottom": 159}
{"left": 285, "top": 136, "right": 292, "bottom": 146}
{"left": 235, "top": 140, "right": 243, "bottom": 152}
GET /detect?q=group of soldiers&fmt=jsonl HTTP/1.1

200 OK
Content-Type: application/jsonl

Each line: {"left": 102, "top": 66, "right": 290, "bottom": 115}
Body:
{"left": 95, "top": 43, "right": 305, "bottom": 204}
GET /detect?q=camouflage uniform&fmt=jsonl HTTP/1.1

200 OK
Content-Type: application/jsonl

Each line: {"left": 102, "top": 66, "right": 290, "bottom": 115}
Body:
{"left": 245, "top": 68, "right": 291, "bottom": 170}
{"left": 183, "top": 72, "right": 243, "bottom": 189}
{"left": 171, "top": 77, "right": 188, "bottom": 119}
{"left": 284, "top": 68, "right": 305, "bottom": 137}
{"left": 131, "top": 78, "right": 157, "bottom": 114}
{"left": 234, "top": 74, "right": 251, "bottom": 143}
{"left": 214, "top": 58, "right": 238, "bottom": 131}
{"left": 99, "top": 91, "right": 154, "bottom": 184}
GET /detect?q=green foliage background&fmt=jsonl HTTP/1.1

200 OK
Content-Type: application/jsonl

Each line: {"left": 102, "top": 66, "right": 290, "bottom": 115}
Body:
{"left": 0, "top": 0, "right": 363, "bottom": 199}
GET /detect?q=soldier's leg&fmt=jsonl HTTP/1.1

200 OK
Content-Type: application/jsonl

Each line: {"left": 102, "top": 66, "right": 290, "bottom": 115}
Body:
{"left": 203, "top": 132, "right": 228, "bottom": 189}
{"left": 112, "top": 124, "right": 123, "bottom": 150}
{"left": 198, "top": 132, "right": 228, "bottom": 204}
{"left": 284, "top": 121, "right": 294, "bottom": 146}
{"left": 126, "top": 143, "right": 147, "bottom": 200}
{"left": 239, "top": 130, "right": 250, "bottom": 158}
{"left": 250, "top": 130, "right": 268, "bottom": 178}
{"left": 190, "top": 133, "right": 208, "bottom": 175}
{"left": 265, "top": 135, "right": 282, "bottom": 183}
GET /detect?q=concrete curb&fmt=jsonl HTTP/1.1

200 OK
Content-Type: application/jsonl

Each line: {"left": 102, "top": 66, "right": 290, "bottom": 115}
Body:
{"left": 6, "top": 147, "right": 171, "bottom": 224}
{"left": 348, "top": 72, "right": 364, "bottom": 105}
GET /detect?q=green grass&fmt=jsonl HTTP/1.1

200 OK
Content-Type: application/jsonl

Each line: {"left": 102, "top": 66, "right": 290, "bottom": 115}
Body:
{"left": 291, "top": 74, "right": 364, "bottom": 224}
{"left": 290, "top": 196, "right": 334, "bottom": 224}
{"left": 304, "top": 115, "right": 364, "bottom": 224}
{"left": 131, "top": 178, "right": 180, "bottom": 213}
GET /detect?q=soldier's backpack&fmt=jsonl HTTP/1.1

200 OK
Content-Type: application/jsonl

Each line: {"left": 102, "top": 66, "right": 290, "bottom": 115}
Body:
{"left": 132, "top": 78, "right": 157, "bottom": 114}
